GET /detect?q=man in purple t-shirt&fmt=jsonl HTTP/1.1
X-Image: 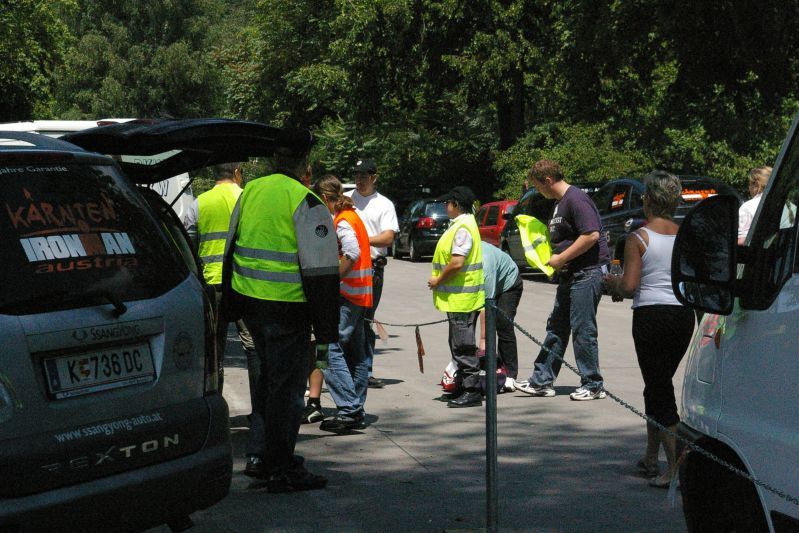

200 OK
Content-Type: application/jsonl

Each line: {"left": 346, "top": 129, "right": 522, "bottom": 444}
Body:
{"left": 518, "top": 160, "right": 610, "bottom": 400}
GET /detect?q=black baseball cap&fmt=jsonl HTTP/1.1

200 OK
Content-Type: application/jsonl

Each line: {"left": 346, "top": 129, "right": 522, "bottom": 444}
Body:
{"left": 436, "top": 186, "right": 476, "bottom": 209}
{"left": 354, "top": 159, "right": 377, "bottom": 174}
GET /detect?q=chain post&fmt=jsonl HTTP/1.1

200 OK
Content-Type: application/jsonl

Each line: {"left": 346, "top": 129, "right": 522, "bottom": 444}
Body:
{"left": 484, "top": 298, "right": 498, "bottom": 532}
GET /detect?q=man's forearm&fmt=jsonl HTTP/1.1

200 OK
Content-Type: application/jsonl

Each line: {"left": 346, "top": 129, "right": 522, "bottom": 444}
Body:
{"left": 369, "top": 230, "right": 395, "bottom": 248}
{"left": 559, "top": 232, "right": 599, "bottom": 264}
{"left": 437, "top": 256, "right": 466, "bottom": 284}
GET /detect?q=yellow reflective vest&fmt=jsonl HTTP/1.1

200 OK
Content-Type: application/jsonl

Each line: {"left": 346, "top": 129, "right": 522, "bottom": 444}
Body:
{"left": 431, "top": 214, "right": 485, "bottom": 312}
{"left": 197, "top": 182, "right": 242, "bottom": 285}
{"left": 231, "top": 174, "right": 315, "bottom": 302}
{"left": 516, "top": 214, "right": 554, "bottom": 277}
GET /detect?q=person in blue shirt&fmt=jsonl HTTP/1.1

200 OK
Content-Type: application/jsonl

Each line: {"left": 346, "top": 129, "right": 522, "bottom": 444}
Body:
{"left": 480, "top": 242, "right": 524, "bottom": 389}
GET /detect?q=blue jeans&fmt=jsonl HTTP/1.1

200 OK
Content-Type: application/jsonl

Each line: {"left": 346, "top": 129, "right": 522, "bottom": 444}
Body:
{"left": 324, "top": 299, "right": 369, "bottom": 417}
{"left": 529, "top": 267, "right": 604, "bottom": 391}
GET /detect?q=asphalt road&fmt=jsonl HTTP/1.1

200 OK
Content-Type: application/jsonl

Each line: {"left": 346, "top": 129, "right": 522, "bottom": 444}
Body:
{"left": 154, "top": 258, "right": 690, "bottom": 532}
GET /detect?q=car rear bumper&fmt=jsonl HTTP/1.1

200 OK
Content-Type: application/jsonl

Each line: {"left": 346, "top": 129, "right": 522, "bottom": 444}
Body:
{"left": 0, "top": 394, "right": 232, "bottom": 531}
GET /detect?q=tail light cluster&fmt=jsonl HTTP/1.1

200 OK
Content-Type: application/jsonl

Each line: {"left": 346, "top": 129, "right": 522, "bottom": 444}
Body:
{"left": 416, "top": 216, "right": 436, "bottom": 229}
{"left": 202, "top": 288, "right": 219, "bottom": 395}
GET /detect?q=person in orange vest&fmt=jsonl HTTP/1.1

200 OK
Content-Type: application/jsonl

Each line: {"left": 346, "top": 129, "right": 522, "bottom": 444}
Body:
{"left": 312, "top": 175, "right": 374, "bottom": 432}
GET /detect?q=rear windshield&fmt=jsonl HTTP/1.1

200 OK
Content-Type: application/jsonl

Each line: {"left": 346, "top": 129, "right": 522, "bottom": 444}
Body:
{"left": 425, "top": 201, "right": 447, "bottom": 217}
{"left": 1, "top": 161, "right": 187, "bottom": 315}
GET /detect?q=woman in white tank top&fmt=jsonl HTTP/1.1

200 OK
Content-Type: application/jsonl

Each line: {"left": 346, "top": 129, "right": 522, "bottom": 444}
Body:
{"left": 604, "top": 171, "right": 695, "bottom": 489}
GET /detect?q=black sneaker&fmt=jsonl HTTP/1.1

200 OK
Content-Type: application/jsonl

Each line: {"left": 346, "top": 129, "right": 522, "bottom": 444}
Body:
{"left": 319, "top": 414, "right": 365, "bottom": 432}
{"left": 244, "top": 455, "right": 264, "bottom": 478}
{"left": 367, "top": 376, "right": 385, "bottom": 388}
{"left": 266, "top": 466, "right": 327, "bottom": 493}
{"left": 301, "top": 402, "right": 324, "bottom": 424}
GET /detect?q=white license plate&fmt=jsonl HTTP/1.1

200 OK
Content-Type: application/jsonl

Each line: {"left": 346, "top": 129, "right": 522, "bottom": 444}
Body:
{"left": 44, "top": 343, "right": 155, "bottom": 399}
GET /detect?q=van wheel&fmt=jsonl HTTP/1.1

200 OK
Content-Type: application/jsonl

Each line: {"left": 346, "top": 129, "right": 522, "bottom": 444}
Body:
{"left": 681, "top": 444, "right": 768, "bottom": 532}
{"left": 409, "top": 240, "right": 421, "bottom": 262}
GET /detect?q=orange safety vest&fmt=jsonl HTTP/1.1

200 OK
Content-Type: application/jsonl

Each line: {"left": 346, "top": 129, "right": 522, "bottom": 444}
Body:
{"left": 334, "top": 208, "right": 374, "bottom": 308}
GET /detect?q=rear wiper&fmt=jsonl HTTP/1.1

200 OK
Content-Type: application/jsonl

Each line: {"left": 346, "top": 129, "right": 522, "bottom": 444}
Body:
{"left": 1, "top": 289, "right": 127, "bottom": 317}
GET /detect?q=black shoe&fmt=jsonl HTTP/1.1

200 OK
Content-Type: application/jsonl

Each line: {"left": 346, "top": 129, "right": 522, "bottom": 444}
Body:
{"left": 301, "top": 402, "right": 324, "bottom": 424}
{"left": 244, "top": 455, "right": 264, "bottom": 478}
{"left": 447, "top": 390, "right": 483, "bottom": 408}
{"left": 319, "top": 414, "right": 365, "bottom": 432}
{"left": 266, "top": 466, "right": 328, "bottom": 493}
{"left": 367, "top": 376, "right": 385, "bottom": 388}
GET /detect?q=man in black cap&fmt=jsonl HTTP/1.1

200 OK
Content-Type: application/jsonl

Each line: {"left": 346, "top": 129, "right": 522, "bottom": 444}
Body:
{"left": 222, "top": 131, "right": 340, "bottom": 491}
{"left": 345, "top": 159, "right": 399, "bottom": 388}
{"left": 428, "top": 186, "right": 486, "bottom": 408}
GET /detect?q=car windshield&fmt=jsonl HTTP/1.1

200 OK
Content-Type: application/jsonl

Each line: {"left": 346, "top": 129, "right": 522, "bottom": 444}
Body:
{"left": 0, "top": 161, "right": 187, "bottom": 315}
{"left": 425, "top": 201, "right": 447, "bottom": 217}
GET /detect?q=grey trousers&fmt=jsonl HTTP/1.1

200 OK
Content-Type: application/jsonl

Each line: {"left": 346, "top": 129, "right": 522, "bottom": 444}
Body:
{"left": 447, "top": 311, "right": 481, "bottom": 390}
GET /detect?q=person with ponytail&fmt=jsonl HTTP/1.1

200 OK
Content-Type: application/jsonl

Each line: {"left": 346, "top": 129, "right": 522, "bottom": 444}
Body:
{"left": 308, "top": 175, "right": 374, "bottom": 432}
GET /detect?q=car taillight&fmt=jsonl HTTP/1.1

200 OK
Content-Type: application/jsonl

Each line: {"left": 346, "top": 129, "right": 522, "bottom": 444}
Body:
{"left": 203, "top": 290, "right": 219, "bottom": 395}
{"left": 416, "top": 216, "right": 435, "bottom": 229}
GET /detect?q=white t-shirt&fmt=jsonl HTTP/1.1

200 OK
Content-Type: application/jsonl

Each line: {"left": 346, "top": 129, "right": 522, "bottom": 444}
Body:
{"left": 345, "top": 190, "right": 399, "bottom": 259}
{"left": 738, "top": 193, "right": 762, "bottom": 240}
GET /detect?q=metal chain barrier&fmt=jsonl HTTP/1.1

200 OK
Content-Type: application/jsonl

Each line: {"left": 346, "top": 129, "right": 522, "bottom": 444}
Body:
{"left": 487, "top": 301, "right": 799, "bottom": 508}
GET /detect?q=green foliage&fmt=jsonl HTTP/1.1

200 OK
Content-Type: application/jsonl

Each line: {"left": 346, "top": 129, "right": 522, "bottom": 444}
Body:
{"left": 494, "top": 122, "right": 652, "bottom": 199}
{"left": 0, "top": 0, "right": 75, "bottom": 121}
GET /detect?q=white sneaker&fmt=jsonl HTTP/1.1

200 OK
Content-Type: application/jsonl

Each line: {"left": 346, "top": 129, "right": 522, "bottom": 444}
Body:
{"left": 517, "top": 382, "right": 555, "bottom": 397}
{"left": 569, "top": 386, "right": 606, "bottom": 401}
{"left": 503, "top": 377, "right": 517, "bottom": 392}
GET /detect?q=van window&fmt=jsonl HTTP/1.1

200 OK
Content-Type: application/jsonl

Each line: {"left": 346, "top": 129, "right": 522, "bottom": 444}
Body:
{"left": 476, "top": 206, "right": 487, "bottom": 225}
{"left": 0, "top": 162, "right": 188, "bottom": 315}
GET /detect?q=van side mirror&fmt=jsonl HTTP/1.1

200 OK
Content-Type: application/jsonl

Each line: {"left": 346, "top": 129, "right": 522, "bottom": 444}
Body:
{"left": 502, "top": 212, "right": 514, "bottom": 220}
{"left": 671, "top": 195, "right": 738, "bottom": 315}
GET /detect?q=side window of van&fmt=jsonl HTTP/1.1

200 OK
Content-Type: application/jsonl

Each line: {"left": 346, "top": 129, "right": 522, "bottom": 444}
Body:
{"left": 485, "top": 206, "right": 499, "bottom": 226}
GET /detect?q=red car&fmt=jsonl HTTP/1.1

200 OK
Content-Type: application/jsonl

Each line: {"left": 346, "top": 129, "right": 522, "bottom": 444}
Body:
{"left": 476, "top": 200, "right": 517, "bottom": 246}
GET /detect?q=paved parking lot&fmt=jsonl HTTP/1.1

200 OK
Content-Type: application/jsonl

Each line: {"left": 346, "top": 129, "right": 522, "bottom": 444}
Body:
{"left": 162, "top": 258, "right": 690, "bottom": 532}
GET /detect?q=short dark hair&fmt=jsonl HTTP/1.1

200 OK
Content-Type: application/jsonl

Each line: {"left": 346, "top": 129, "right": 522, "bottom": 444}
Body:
{"left": 528, "top": 159, "right": 564, "bottom": 183}
{"left": 213, "top": 162, "right": 240, "bottom": 180}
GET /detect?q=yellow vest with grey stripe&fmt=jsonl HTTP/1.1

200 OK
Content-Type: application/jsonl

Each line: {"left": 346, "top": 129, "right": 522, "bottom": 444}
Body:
{"left": 431, "top": 215, "right": 485, "bottom": 312}
{"left": 515, "top": 214, "right": 554, "bottom": 277}
{"left": 231, "top": 174, "right": 318, "bottom": 302}
{"left": 198, "top": 182, "right": 242, "bottom": 285}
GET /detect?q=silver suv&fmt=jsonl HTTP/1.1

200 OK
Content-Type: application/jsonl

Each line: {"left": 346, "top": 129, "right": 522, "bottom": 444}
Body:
{"left": 0, "top": 120, "right": 282, "bottom": 531}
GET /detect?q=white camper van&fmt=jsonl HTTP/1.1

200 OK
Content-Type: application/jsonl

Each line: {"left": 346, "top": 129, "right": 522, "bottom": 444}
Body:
{"left": 672, "top": 114, "right": 799, "bottom": 531}
{"left": 0, "top": 120, "right": 194, "bottom": 220}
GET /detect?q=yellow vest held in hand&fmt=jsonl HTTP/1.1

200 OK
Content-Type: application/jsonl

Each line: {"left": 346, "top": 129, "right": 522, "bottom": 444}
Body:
{"left": 515, "top": 215, "right": 554, "bottom": 277}
{"left": 431, "top": 215, "right": 485, "bottom": 312}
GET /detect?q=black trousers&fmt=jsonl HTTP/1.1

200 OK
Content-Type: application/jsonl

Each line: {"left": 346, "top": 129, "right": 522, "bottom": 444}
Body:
{"left": 632, "top": 305, "right": 695, "bottom": 427}
{"left": 364, "top": 263, "right": 385, "bottom": 373}
{"left": 496, "top": 276, "right": 523, "bottom": 379}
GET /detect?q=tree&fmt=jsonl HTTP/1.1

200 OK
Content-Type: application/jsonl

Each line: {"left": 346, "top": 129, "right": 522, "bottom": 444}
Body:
{"left": 0, "top": 0, "right": 74, "bottom": 121}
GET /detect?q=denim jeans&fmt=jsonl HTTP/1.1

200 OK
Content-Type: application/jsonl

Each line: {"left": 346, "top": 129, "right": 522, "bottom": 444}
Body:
{"left": 242, "top": 311, "right": 310, "bottom": 474}
{"left": 324, "top": 298, "right": 369, "bottom": 417}
{"left": 529, "top": 267, "right": 604, "bottom": 391}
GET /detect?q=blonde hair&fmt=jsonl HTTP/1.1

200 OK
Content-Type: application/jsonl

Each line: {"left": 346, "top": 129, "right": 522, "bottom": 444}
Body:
{"left": 748, "top": 166, "right": 772, "bottom": 196}
{"left": 312, "top": 174, "right": 354, "bottom": 211}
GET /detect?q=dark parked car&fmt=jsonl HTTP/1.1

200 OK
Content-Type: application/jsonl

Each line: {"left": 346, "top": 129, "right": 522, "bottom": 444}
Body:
{"left": 392, "top": 198, "right": 448, "bottom": 261}
{"left": 499, "top": 182, "right": 602, "bottom": 270}
{"left": 592, "top": 176, "right": 743, "bottom": 261}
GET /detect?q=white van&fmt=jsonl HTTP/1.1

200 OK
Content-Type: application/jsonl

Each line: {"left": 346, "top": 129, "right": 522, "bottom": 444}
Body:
{"left": 671, "top": 113, "right": 799, "bottom": 531}
{"left": 0, "top": 120, "right": 195, "bottom": 220}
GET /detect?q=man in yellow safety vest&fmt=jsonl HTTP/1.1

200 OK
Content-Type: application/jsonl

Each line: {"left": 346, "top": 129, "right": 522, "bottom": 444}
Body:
{"left": 221, "top": 130, "right": 340, "bottom": 492}
{"left": 428, "top": 186, "right": 485, "bottom": 408}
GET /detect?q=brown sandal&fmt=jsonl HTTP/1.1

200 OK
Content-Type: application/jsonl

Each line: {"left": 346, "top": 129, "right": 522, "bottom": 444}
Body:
{"left": 636, "top": 458, "right": 659, "bottom": 478}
